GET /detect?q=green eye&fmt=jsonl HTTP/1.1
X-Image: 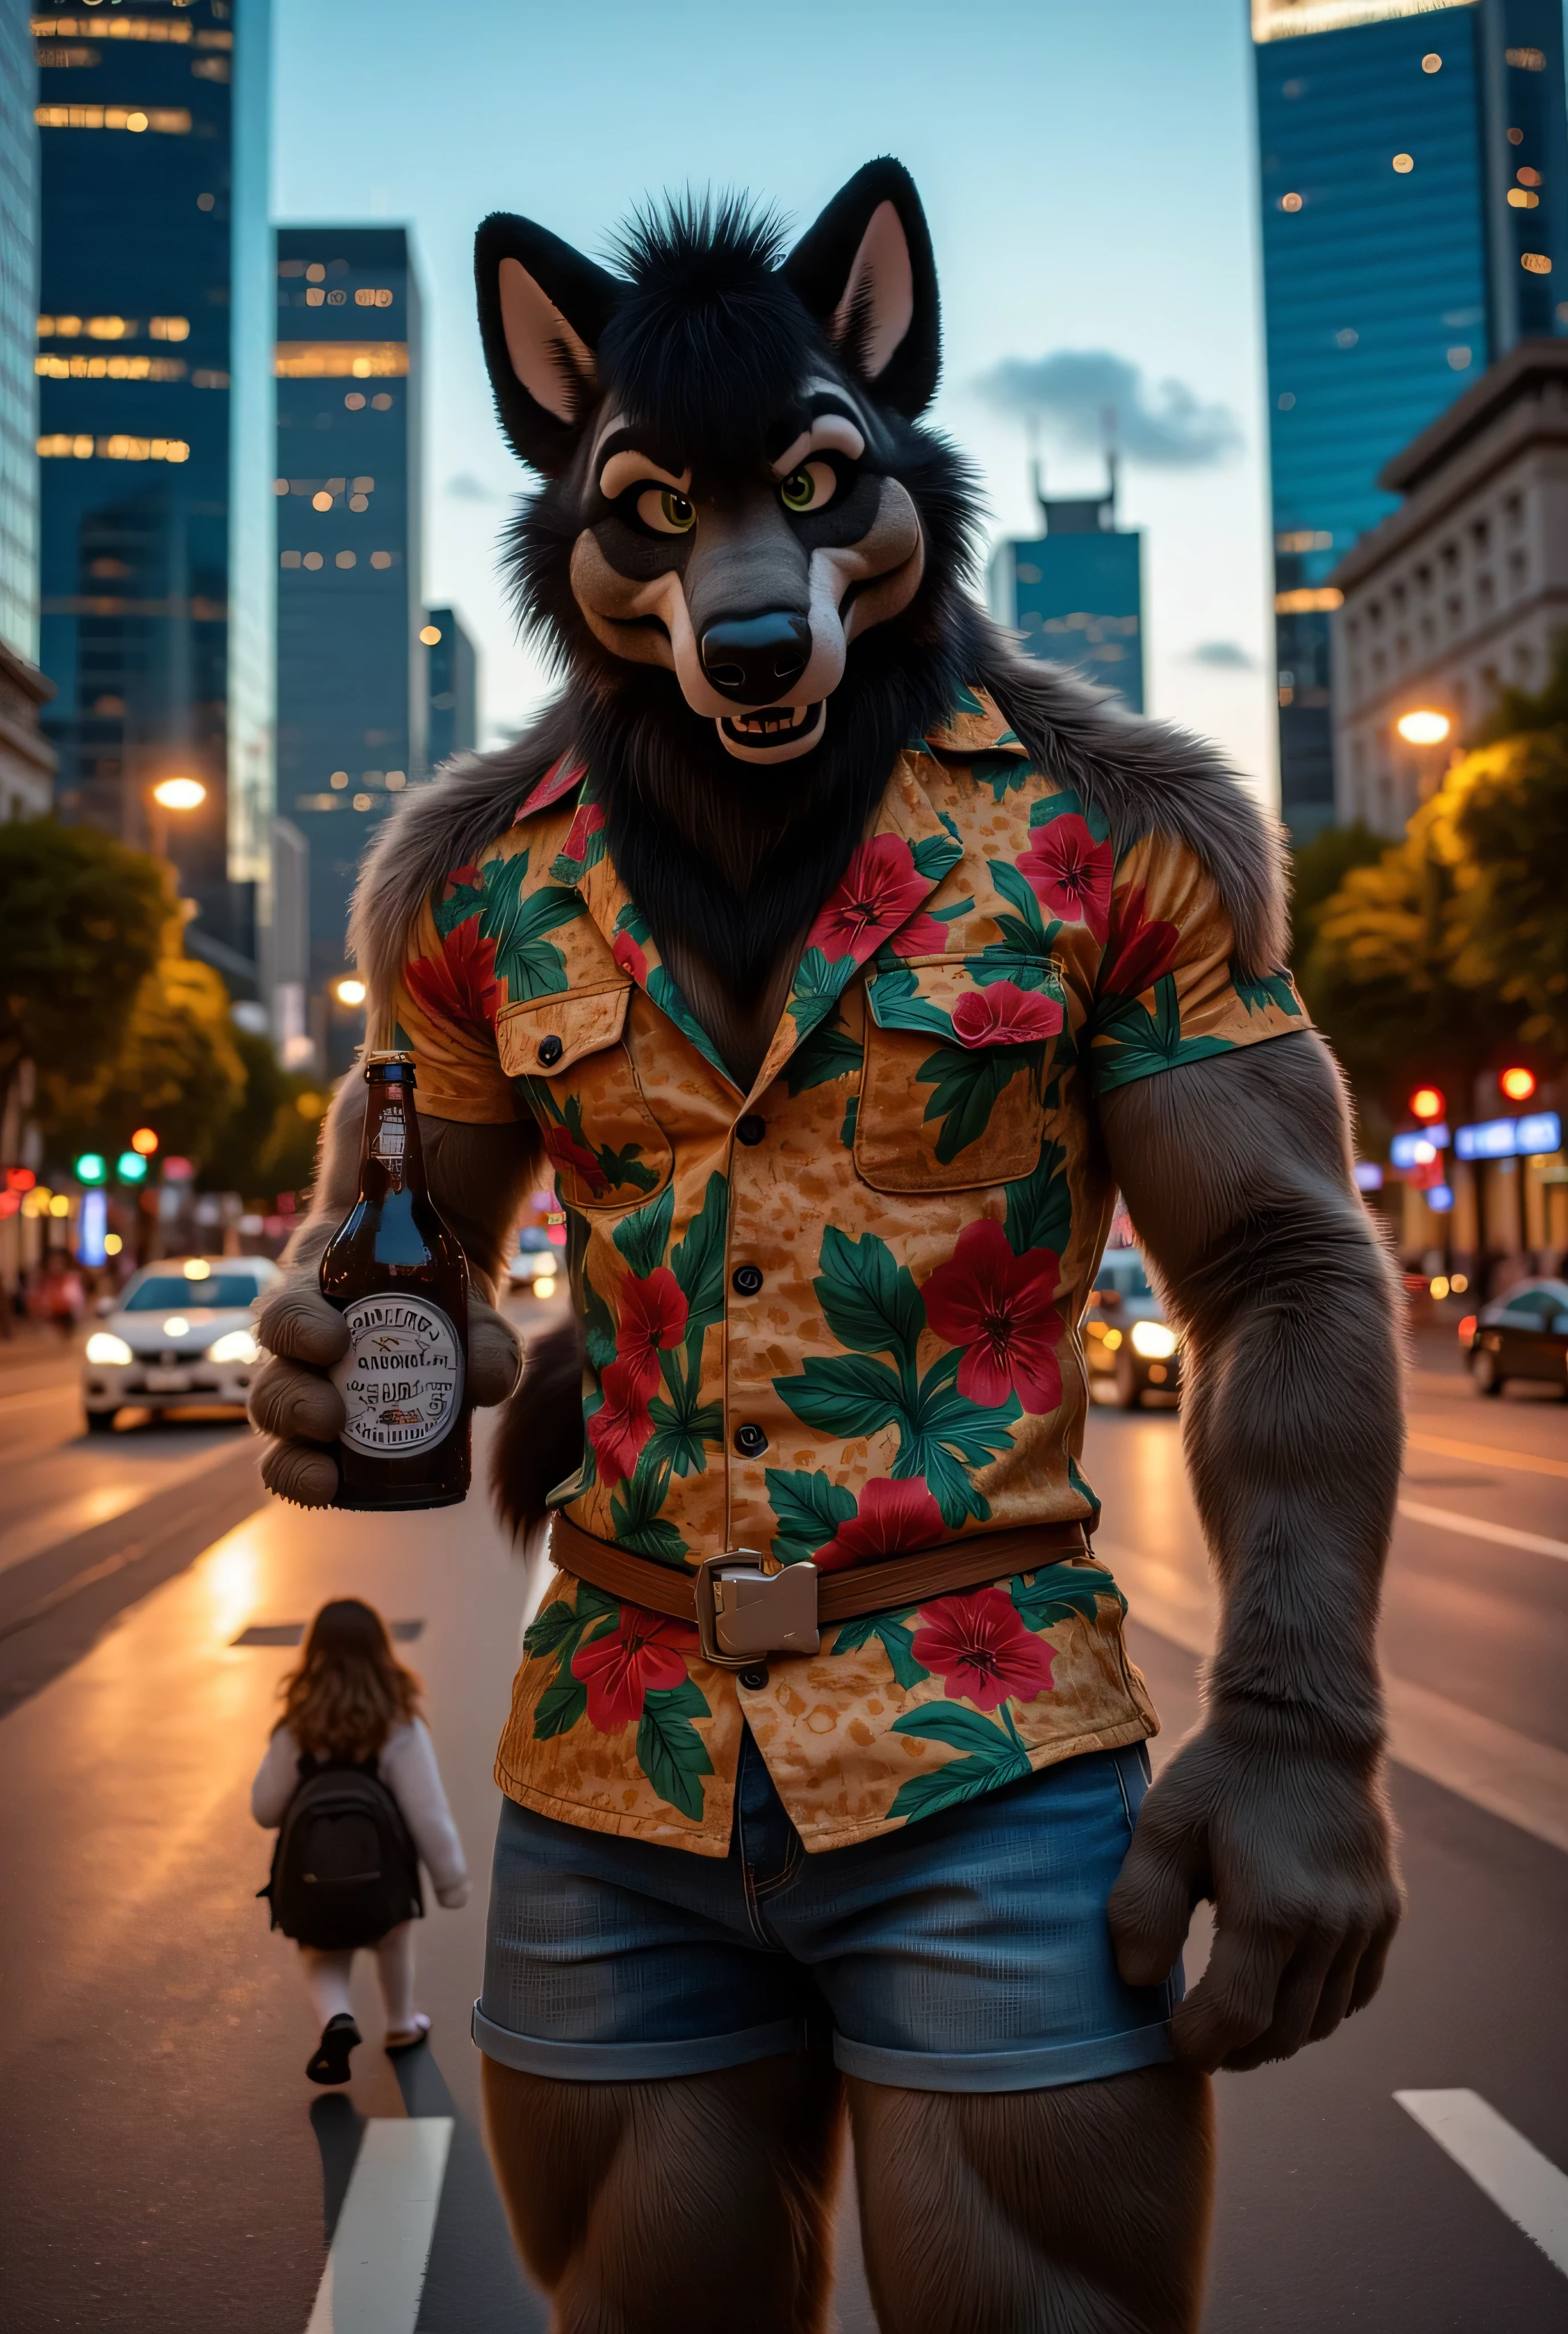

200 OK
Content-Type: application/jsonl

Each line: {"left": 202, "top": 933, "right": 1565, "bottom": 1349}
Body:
{"left": 779, "top": 458, "right": 837, "bottom": 515}
{"left": 636, "top": 486, "right": 696, "bottom": 534}
{"left": 660, "top": 491, "right": 695, "bottom": 531}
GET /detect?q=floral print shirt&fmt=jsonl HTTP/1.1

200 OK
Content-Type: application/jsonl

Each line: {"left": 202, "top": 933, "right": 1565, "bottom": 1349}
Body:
{"left": 391, "top": 688, "right": 1308, "bottom": 1856}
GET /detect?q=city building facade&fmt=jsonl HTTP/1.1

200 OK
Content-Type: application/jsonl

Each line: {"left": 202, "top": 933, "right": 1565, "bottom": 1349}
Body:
{"left": 987, "top": 466, "right": 1144, "bottom": 714}
{"left": 1, "top": 0, "right": 55, "bottom": 819}
{"left": 1253, "top": 0, "right": 1567, "bottom": 839}
{"left": 35, "top": 0, "right": 272, "bottom": 974}
{"left": 423, "top": 604, "right": 476, "bottom": 768}
{"left": 1330, "top": 337, "right": 1568, "bottom": 831}
{"left": 273, "top": 224, "right": 422, "bottom": 1070}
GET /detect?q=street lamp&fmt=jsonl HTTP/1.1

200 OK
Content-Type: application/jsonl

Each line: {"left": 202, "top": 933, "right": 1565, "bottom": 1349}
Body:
{"left": 148, "top": 774, "right": 206, "bottom": 860}
{"left": 1395, "top": 709, "right": 1450, "bottom": 746}
{"left": 335, "top": 977, "right": 367, "bottom": 1007}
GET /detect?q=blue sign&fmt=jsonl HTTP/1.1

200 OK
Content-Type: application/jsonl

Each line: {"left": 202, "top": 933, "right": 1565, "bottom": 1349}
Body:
{"left": 1427, "top": 1184, "right": 1455, "bottom": 1214}
{"left": 1391, "top": 1129, "right": 1448, "bottom": 1170}
{"left": 77, "top": 1187, "right": 108, "bottom": 1267}
{"left": 1453, "top": 1111, "right": 1562, "bottom": 1162}
{"left": 1353, "top": 1161, "right": 1383, "bottom": 1192}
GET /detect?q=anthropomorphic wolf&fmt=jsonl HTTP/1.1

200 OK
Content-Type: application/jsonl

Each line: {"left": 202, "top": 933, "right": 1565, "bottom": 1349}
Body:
{"left": 252, "top": 161, "right": 1403, "bottom": 2333}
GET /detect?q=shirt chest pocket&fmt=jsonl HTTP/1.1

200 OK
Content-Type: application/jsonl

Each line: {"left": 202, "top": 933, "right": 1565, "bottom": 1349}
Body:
{"left": 496, "top": 984, "right": 673, "bottom": 1214}
{"left": 854, "top": 954, "right": 1067, "bottom": 1194}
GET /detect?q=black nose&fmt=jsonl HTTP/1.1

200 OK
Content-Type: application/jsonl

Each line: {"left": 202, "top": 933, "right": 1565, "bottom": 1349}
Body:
{"left": 699, "top": 613, "right": 812, "bottom": 705}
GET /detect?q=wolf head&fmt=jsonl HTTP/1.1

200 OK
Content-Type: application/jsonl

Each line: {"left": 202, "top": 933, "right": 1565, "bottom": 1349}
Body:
{"left": 475, "top": 161, "right": 981, "bottom": 778}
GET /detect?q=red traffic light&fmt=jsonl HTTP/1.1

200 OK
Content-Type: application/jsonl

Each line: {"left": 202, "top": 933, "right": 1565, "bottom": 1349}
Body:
{"left": 1500, "top": 1066, "right": 1536, "bottom": 1104}
{"left": 1409, "top": 1086, "right": 1445, "bottom": 1123}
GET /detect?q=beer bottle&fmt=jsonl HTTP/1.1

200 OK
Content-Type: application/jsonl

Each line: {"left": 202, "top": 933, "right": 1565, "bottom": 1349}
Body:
{"left": 320, "top": 1051, "right": 471, "bottom": 1510}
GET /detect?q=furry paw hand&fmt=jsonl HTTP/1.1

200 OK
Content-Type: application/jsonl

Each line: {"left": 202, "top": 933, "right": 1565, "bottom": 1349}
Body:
{"left": 1108, "top": 1726, "right": 1402, "bottom": 2072}
{"left": 250, "top": 1275, "right": 348, "bottom": 1504}
{"left": 468, "top": 1299, "right": 522, "bottom": 1409}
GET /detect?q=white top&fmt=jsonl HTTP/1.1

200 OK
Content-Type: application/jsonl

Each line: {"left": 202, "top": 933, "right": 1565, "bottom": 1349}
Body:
{"left": 251, "top": 1716, "right": 471, "bottom": 1908}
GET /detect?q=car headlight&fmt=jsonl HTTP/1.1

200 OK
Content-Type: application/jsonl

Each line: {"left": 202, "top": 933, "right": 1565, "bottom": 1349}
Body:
{"left": 86, "top": 1331, "right": 134, "bottom": 1367}
{"left": 207, "top": 1329, "right": 260, "bottom": 1365}
{"left": 1130, "top": 1320, "right": 1178, "bottom": 1361}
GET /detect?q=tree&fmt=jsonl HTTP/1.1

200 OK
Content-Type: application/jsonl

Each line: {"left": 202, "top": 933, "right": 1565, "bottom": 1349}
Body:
{"left": 43, "top": 941, "right": 247, "bottom": 1166}
{"left": 0, "top": 819, "right": 168, "bottom": 1137}
{"left": 1288, "top": 820, "right": 1386, "bottom": 981}
{"left": 198, "top": 1028, "right": 328, "bottom": 1205}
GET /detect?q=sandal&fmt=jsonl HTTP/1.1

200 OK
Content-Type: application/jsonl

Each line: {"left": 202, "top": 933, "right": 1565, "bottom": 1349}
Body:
{"left": 307, "top": 2012, "right": 361, "bottom": 2086}
{"left": 384, "top": 2013, "right": 431, "bottom": 2054}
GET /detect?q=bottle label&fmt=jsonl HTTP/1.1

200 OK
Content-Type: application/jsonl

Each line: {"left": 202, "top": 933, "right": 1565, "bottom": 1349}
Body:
{"left": 373, "top": 1108, "right": 407, "bottom": 1163}
{"left": 331, "top": 1295, "right": 464, "bottom": 1456}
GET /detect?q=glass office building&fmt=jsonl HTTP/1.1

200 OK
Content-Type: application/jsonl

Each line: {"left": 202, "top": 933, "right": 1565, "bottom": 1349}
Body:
{"left": 1, "top": 0, "right": 56, "bottom": 822}
{"left": 35, "top": 0, "right": 272, "bottom": 968}
{"left": 274, "top": 225, "right": 422, "bottom": 1048}
{"left": 1254, "top": 0, "right": 1567, "bottom": 838}
{"left": 987, "top": 472, "right": 1145, "bottom": 714}
{"left": 423, "top": 603, "right": 476, "bottom": 766}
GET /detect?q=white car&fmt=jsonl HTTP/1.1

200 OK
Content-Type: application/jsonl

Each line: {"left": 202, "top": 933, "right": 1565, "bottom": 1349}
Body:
{"left": 83, "top": 1255, "right": 283, "bottom": 1431}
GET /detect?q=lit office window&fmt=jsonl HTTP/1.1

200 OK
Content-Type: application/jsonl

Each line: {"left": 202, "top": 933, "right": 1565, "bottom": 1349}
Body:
{"left": 34, "top": 104, "right": 192, "bottom": 132}
{"left": 31, "top": 15, "right": 193, "bottom": 40}
{"left": 273, "top": 342, "right": 409, "bottom": 379}
{"left": 150, "top": 316, "right": 190, "bottom": 340}
{"left": 303, "top": 552, "right": 323, "bottom": 570}
{"left": 336, "top": 551, "right": 356, "bottom": 569}
{"left": 1281, "top": 191, "right": 1302, "bottom": 211}
{"left": 344, "top": 392, "right": 366, "bottom": 410}
{"left": 354, "top": 289, "right": 395, "bottom": 308}
{"left": 370, "top": 552, "right": 393, "bottom": 569}
{"left": 1392, "top": 153, "right": 1414, "bottom": 174}
{"left": 35, "top": 354, "right": 186, "bottom": 380}
{"left": 1421, "top": 53, "right": 1440, "bottom": 73}
{"left": 280, "top": 552, "right": 301, "bottom": 568}
{"left": 1521, "top": 253, "right": 1551, "bottom": 274}
{"left": 371, "top": 393, "right": 393, "bottom": 410}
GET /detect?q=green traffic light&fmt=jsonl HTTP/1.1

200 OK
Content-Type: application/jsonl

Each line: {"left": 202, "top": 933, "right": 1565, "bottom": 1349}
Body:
{"left": 74, "top": 1153, "right": 107, "bottom": 1185}
{"left": 116, "top": 1150, "right": 148, "bottom": 1184}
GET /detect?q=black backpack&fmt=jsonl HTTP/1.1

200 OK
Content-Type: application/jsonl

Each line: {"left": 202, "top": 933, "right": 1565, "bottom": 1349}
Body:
{"left": 260, "top": 1753, "right": 423, "bottom": 1950}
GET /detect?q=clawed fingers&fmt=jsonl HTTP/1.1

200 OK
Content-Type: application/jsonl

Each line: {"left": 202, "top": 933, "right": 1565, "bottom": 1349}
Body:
{"left": 259, "top": 1436, "right": 340, "bottom": 1508}
{"left": 469, "top": 1302, "right": 523, "bottom": 1409}
{"left": 248, "top": 1354, "right": 345, "bottom": 1444}
{"left": 256, "top": 1280, "right": 349, "bottom": 1368}
{"left": 1108, "top": 1823, "right": 1200, "bottom": 1990}
{"left": 1218, "top": 1928, "right": 1346, "bottom": 2070}
{"left": 1168, "top": 1921, "right": 1295, "bottom": 2072}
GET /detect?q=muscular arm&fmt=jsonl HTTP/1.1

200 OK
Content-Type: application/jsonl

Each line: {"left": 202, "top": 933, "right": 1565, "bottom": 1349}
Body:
{"left": 249, "top": 1072, "right": 542, "bottom": 1504}
{"left": 1100, "top": 1028, "right": 1405, "bottom": 2068}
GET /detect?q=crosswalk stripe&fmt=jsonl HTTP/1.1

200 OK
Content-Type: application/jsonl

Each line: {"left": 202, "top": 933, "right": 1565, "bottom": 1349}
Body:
{"left": 305, "top": 2116, "right": 453, "bottom": 2333}
{"left": 1395, "top": 2091, "right": 1568, "bottom": 2278}
{"left": 1395, "top": 1499, "right": 1568, "bottom": 1563}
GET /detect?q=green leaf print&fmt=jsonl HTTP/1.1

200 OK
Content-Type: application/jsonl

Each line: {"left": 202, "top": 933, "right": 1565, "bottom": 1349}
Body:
{"left": 1066, "top": 1454, "right": 1102, "bottom": 1524}
{"left": 866, "top": 959, "right": 954, "bottom": 1038}
{"left": 916, "top": 1041, "right": 1045, "bottom": 1165}
{"left": 581, "top": 1268, "right": 618, "bottom": 1373}
{"left": 612, "top": 1184, "right": 676, "bottom": 1280}
{"left": 971, "top": 749, "right": 1035, "bottom": 804}
{"left": 637, "top": 1682, "right": 715, "bottom": 1821}
{"left": 481, "top": 859, "right": 586, "bottom": 1003}
{"left": 897, "top": 1350, "right": 1020, "bottom": 1529}
{"left": 1093, "top": 974, "right": 1235, "bottom": 1090}
{"left": 840, "top": 1094, "right": 859, "bottom": 1149}
{"left": 669, "top": 1172, "right": 728, "bottom": 1330}
{"left": 910, "top": 830, "right": 964, "bottom": 884}
{"left": 1003, "top": 1140, "right": 1071, "bottom": 1258}
{"left": 1010, "top": 1562, "right": 1124, "bottom": 1631}
{"left": 989, "top": 859, "right": 1049, "bottom": 939}
{"left": 887, "top": 1701, "right": 1033, "bottom": 1823}
{"left": 814, "top": 1226, "right": 926, "bottom": 1379}
{"left": 521, "top": 1598, "right": 581, "bottom": 1662}
{"left": 645, "top": 964, "right": 735, "bottom": 1086}
{"left": 609, "top": 1458, "right": 689, "bottom": 1566}
{"left": 1231, "top": 964, "right": 1302, "bottom": 1018}
{"left": 533, "top": 1671, "right": 590, "bottom": 1740}
{"left": 830, "top": 1608, "right": 928, "bottom": 1691}
{"left": 785, "top": 1014, "right": 864, "bottom": 1095}
{"left": 646, "top": 1352, "right": 724, "bottom": 1479}
{"left": 766, "top": 1467, "right": 858, "bottom": 1563}
{"left": 774, "top": 1352, "right": 908, "bottom": 1443}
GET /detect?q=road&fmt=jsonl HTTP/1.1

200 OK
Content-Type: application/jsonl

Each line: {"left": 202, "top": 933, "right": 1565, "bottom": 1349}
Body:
{"left": 0, "top": 1312, "right": 1563, "bottom": 2331}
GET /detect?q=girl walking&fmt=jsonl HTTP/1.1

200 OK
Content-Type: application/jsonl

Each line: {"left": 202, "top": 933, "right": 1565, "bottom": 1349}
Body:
{"left": 252, "top": 1598, "right": 470, "bottom": 2085}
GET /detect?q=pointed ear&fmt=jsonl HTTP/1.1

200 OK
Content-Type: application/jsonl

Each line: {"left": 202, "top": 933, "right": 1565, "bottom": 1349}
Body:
{"left": 475, "top": 214, "right": 622, "bottom": 473}
{"left": 782, "top": 160, "right": 940, "bottom": 417}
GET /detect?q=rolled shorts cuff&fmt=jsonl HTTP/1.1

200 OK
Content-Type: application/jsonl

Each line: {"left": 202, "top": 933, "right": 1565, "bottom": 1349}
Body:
{"left": 831, "top": 2017, "right": 1175, "bottom": 2095}
{"left": 471, "top": 1999, "right": 806, "bottom": 2084}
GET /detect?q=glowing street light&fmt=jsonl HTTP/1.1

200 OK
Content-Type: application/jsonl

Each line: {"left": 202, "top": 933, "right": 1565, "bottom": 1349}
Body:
{"left": 419, "top": 624, "right": 442, "bottom": 647}
{"left": 1409, "top": 1086, "right": 1445, "bottom": 1123}
{"left": 335, "top": 977, "right": 367, "bottom": 1007}
{"left": 1500, "top": 1065, "right": 1537, "bottom": 1103}
{"left": 130, "top": 1125, "right": 159, "bottom": 1156}
{"left": 152, "top": 776, "right": 206, "bottom": 811}
{"left": 1395, "top": 709, "right": 1450, "bottom": 746}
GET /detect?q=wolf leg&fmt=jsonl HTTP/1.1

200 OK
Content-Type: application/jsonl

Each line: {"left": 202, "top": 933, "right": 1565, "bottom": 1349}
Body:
{"left": 850, "top": 2063, "right": 1214, "bottom": 2334}
{"left": 481, "top": 2045, "right": 845, "bottom": 2334}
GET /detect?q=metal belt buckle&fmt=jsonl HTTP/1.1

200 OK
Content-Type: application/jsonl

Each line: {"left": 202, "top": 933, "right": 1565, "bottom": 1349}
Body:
{"left": 693, "top": 1552, "right": 820, "bottom": 1668}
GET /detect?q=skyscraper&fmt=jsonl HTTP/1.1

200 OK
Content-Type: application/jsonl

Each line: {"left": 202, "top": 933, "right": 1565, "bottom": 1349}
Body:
{"left": 423, "top": 604, "right": 476, "bottom": 767}
{"left": 1254, "top": 0, "right": 1567, "bottom": 838}
{"left": 273, "top": 224, "right": 422, "bottom": 1060}
{"left": 35, "top": 0, "right": 273, "bottom": 965}
{"left": 0, "top": 0, "right": 55, "bottom": 819}
{"left": 987, "top": 466, "right": 1145, "bottom": 714}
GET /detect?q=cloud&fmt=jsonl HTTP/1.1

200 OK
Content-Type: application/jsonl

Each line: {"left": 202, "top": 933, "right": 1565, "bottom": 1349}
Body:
{"left": 974, "top": 350, "right": 1242, "bottom": 468}
{"left": 445, "top": 472, "right": 501, "bottom": 501}
{"left": 1186, "top": 640, "right": 1256, "bottom": 670}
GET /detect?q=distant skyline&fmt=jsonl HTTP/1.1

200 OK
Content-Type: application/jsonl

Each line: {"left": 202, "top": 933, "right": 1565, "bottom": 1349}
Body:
{"left": 273, "top": 0, "right": 1281, "bottom": 803}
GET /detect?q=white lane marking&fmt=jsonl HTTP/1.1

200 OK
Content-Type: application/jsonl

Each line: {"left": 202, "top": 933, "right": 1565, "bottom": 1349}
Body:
{"left": 305, "top": 2117, "right": 453, "bottom": 2334}
{"left": 1395, "top": 2091, "right": 1568, "bottom": 2277}
{"left": 1396, "top": 1500, "right": 1568, "bottom": 1564}
{"left": 1104, "top": 1538, "right": 1568, "bottom": 1856}
{"left": 1406, "top": 1429, "right": 1568, "bottom": 1484}
{"left": 0, "top": 1438, "right": 253, "bottom": 1578}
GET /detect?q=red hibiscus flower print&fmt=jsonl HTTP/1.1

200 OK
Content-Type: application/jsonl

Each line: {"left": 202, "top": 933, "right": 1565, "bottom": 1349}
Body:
{"left": 922, "top": 1219, "right": 1064, "bottom": 1414}
{"left": 1018, "top": 813, "right": 1114, "bottom": 943}
{"left": 618, "top": 1266, "right": 688, "bottom": 1398}
{"left": 540, "top": 1119, "right": 608, "bottom": 1195}
{"left": 560, "top": 798, "right": 606, "bottom": 866}
{"left": 571, "top": 1605, "right": 699, "bottom": 1731}
{"left": 405, "top": 910, "right": 501, "bottom": 1033}
{"left": 949, "top": 980, "right": 1064, "bottom": 1050}
{"left": 911, "top": 1587, "right": 1057, "bottom": 1712}
{"left": 1099, "top": 884, "right": 1181, "bottom": 999}
{"left": 586, "top": 1357, "right": 654, "bottom": 1488}
{"left": 515, "top": 754, "right": 587, "bottom": 821}
{"left": 807, "top": 837, "right": 938, "bottom": 964}
{"left": 815, "top": 1475, "right": 946, "bottom": 1573}
{"left": 612, "top": 928, "right": 648, "bottom": 983}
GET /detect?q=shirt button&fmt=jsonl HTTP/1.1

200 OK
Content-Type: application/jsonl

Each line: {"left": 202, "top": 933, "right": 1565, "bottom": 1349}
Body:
{"left": 537, "top": 1034, "right": 564, "bottom": 1066}
{"left": 738, "top": 1665, "right": 769, "bottom": 1691}
{"left": 735, "top": 1114, "right": 766, "bottom": 1146}
{"left": 731, "top": 1264, "right": 763, "bottom": 1296}
{"left": 733, "top": 1422, "right": 768, "bottom": 1456}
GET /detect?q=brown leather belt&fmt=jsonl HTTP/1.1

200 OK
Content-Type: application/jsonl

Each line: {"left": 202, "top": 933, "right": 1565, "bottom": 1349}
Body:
{"left": 547, "top": 1512, "right": 1093, "bottom": 1668}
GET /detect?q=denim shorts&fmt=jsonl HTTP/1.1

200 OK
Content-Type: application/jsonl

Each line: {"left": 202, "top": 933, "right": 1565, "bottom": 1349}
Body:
{"left": 473, "top": 1727, "right": 1181, "bottom": 2094}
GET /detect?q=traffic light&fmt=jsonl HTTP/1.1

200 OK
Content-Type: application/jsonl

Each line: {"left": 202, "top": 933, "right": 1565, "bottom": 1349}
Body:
{"left": 130, "top": 1126, "right": 159, "bottom": 1156}
{"left": 1500, "top": 1066, "right": 1536, "bottom": 1104}
{"left": 116, "top": 1150, "right": 148, "bottom": 1185}
{"left": 74, "top": 1153, "right": 107, "bottom": 1186}
{"left": 1408, "top": 1086, "right": 1445, "bottom": 1123}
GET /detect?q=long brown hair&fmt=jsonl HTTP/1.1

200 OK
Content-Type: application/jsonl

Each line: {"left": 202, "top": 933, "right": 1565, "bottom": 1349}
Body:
{"left": 280, "top": 1598, "right": 422, "bottom": 1763}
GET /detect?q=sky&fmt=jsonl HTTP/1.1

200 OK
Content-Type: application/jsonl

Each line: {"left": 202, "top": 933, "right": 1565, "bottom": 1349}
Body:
{"left": 273, "top": 0, "right": 1280, "bottom": 806}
